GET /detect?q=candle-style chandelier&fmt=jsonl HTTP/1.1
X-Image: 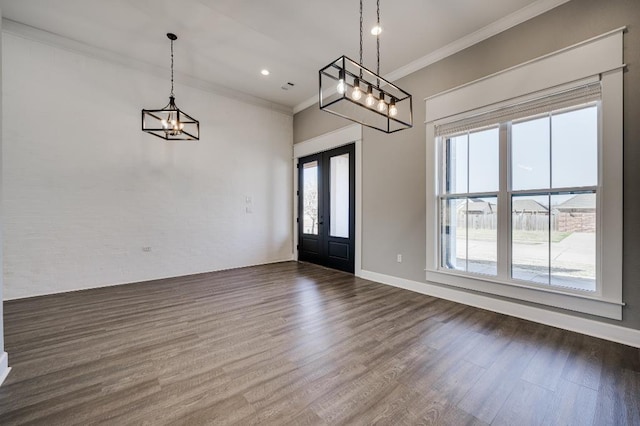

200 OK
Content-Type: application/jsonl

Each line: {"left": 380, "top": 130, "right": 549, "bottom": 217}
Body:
{"left": 142, "top": 33, "right": 199, "bottom": 140}
{"left": 319, "top": 0, "right": 413, "bottom": 133}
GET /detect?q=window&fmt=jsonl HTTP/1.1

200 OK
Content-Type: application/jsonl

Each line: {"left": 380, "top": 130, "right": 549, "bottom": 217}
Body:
{"left": 425, "top": 29, "right": 623, "bottom": 319}
{"left": 439, "top": 102, "right": 598, "bottom": 292}
{"left": 441, "top": 127, "right": 499, "bottom": 276}
{"left": 511, "top": 106, "right": 597, "bottom": 291}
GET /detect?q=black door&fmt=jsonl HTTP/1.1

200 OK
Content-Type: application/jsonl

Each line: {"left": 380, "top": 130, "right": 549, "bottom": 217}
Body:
{"left": 298, "top": 143, "right": 355, "bottom": 273}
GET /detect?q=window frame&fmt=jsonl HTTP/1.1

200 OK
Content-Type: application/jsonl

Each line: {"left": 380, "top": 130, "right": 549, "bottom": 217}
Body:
{"left": 438, "top": 103, "right": 600, "bottom": 293}
{"left": 439, "top": 125, "right": 501, "bottom": 277}
{"left": 425, "top": 29, "right": 624, "bottom": 320}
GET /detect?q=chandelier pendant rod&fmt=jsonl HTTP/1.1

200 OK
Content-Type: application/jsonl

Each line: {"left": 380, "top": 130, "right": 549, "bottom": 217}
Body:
{"left": 359, "top": 0, "right": 363, "bottom": 78}
{"left": 376, "top": 0, "right": 380, "bottom": 86}
{"left": 170, "top": 36, "right": 175, "bottom": 97}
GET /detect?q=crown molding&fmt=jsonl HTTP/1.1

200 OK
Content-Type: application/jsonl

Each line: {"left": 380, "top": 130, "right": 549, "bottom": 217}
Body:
{"left": 2, "top": 18, "right": 293, "bottom": 116}
{"left": 293, "top": 93, "right": 320, "bottom": 115}
{"left": 293, "top": 0, "right": 571, "bottom": 115}
{"left": 383, "top": 0, "right": 572, "bottom": 83}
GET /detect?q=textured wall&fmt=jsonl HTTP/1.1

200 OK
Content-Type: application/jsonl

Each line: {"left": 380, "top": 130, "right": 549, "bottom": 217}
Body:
{"left": 3, "top": 33, "right": 293, "bottom": 299}
{"left": 293, "top": 0, "right": 640, "bottom": 329}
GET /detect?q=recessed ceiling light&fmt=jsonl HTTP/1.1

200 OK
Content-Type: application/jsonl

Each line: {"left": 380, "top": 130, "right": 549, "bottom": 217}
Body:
{"left": 261, "top": 69, "right": 270, "bottom": 76}
{"left": 371, "top": 25, "right": 382, "bottom": 35}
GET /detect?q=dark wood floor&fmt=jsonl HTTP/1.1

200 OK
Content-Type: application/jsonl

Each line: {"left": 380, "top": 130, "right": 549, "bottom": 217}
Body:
{"left": 0, "top": 261, "right": 638, "bottom": 425}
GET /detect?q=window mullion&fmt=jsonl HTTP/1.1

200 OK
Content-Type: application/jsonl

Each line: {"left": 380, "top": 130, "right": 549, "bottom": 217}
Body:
{"left": 511, "top": 186, "right": 597, "bottom": 195}
{"left": 465, "top": 133, "right": 470, "bottom": 273}
{"left": 497, "top": 122, "right": 510, "bottom": 280}
{"left": 548, "top": 114, "right": 553, "bottom": 286}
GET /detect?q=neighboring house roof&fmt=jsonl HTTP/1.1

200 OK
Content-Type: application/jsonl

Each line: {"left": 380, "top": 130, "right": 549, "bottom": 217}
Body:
{"left": 458, "top": 198, "right": 496, "bottom": 214}
{"left": 512, "top": 199, "right": 548, "bottom": 213}
{"left": 455, "top": 197, "right": 592, "bottom": 214}
{"left": 556, "top": 193, "right": 596, "bottom": 211}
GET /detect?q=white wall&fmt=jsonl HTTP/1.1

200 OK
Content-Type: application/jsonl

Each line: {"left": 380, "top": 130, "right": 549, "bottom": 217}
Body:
{"left": 2, "top": 32, "right": 293, "bottom": 299}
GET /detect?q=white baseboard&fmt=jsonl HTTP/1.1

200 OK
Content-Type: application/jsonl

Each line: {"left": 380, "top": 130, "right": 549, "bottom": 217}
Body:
{"left": 0, "top": 352, "right": 10, "bottom": 387}
{"left": 360, "top": 269, "right": 640, "bottom": 348}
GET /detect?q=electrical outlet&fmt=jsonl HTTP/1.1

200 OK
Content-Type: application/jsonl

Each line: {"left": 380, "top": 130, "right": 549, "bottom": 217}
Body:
{"left": 397, "top": 254, "right": 402, "bottom": 263}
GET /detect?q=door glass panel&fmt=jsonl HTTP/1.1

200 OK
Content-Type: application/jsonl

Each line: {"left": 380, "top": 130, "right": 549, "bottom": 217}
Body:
{"left": 330, "top": 153, "right": 349, "bottom": 238}
{"left": 302, "top": 161, "right": 319, "bottom": 235}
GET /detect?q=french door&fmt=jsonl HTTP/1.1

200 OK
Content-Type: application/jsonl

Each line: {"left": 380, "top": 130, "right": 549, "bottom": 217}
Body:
{"left": 298, "top": 143, "right": 355, "bottom": 273}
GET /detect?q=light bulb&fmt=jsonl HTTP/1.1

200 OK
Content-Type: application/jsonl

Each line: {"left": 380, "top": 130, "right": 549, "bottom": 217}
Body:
{"left": 171, "top": 119, "right": 177, "bottom": 126}
{"left": 377, "top": 98, "right": 387, "bottom": 112}
{"left": 371, "top": 25, "right": 382, "bottom": 35}
{"left": 351, "top": 79, "right": 362, "bottom": 101}
{"left": 336, "top": 69, "right": 346, "bottom": 95}
{"left": 351, "top": 86, "right": 362, "bottom": 100}
{"left": 179, "top": 122, "right": 185, "bottom": 130}
{"left": 161, "top": 119, "right": 168, "bottom": 128}
{"left": 365, "top": 86, "right": 375, "bottom": 107}
{"left": 389, "top": 103, "right": 398, "bottom": 117}
{"left": 366, "top": 94, "right": 375, "bottom": 107}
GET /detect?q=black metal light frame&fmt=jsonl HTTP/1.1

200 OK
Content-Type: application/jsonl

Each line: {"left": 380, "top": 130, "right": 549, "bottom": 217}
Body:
{"left": 319, "top": 55, "right": 413, "bottom": 134}
{"left": 142, "top": 33, "right": 200, "bottom": 141}
{"left": 318, "top": 0, "right": 413, "bottom": 134}
{"left": 141, "top": 96, "right": 199, "bottom": 141}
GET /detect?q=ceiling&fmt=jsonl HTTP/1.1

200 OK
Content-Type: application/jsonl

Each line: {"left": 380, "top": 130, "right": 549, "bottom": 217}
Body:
{"left": 0, "top": 0, "right": 569, "bottom": 112}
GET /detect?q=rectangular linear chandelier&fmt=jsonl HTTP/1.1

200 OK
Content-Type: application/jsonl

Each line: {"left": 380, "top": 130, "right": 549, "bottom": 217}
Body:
{"left": 319, "top": 0, "right": 413, "bottom": 134}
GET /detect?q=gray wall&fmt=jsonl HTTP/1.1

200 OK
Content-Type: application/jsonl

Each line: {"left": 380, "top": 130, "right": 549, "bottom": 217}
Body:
{"left": 294, "top": 0, "right": 640, "bottom": 330}
{"left": 0, "top": 9, "right": 4, "bottom": 355}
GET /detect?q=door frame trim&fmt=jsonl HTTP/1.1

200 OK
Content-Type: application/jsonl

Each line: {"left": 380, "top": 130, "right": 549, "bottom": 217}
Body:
{"left": 293, "top": 124, "right": 362, "bottom": 276}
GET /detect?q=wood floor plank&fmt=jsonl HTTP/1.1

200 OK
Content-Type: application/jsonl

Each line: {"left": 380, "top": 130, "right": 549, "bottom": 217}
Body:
{"left": 521, "top": 327, "right": 572, "bottom": 391}
{"left": 560, "top": 333, "right": 604, "bottom": 390}
{"left": 593, "top": 343, "right": 640, "bottom": 426}
{"left": 463, "top": 315, "right": 521, "bottom": 369}
{"left": 540, "top": 379, "right": 598, "bottom": 426}
{"left": 414, "top": 388, "right": 489, "bottom": 426}
{"left": 345, "top": 382, "right": 424, "bottom": 425}
{"left": 0, "top": 261, "right": 638, "bottom": 425}
{"left": 492, "top": 380, "right": 553, "bottom": 426}
{"left": 453, "top": 322, "right": 547, "bottom": 423}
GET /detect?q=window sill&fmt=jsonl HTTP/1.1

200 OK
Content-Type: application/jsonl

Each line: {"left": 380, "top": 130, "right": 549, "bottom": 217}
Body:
{"left": 425, "top": 268, "right": 623, "bottom": 320}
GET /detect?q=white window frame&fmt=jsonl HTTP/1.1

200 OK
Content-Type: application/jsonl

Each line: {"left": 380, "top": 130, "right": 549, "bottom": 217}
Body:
{"left": 425, "top": 28, "right": 625, "bottom": 320}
